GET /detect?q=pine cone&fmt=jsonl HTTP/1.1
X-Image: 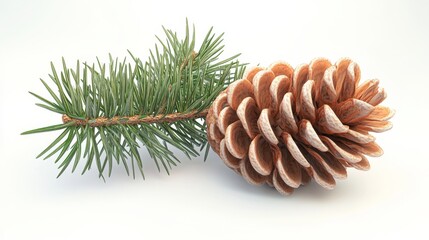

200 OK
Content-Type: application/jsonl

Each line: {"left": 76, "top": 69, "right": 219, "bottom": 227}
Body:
{"left": 206, "top": 58, "right": 394, "bottom": 195}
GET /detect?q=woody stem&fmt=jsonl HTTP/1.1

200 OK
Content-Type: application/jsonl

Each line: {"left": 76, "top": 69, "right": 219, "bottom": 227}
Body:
{"left": 62, "top": 109, "right": 209, "bottom": 127}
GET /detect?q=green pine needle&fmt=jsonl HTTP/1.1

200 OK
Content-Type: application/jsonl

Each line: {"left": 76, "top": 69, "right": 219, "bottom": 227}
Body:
{"left": 22, "top": 21, "right": 246, "bottom": 178}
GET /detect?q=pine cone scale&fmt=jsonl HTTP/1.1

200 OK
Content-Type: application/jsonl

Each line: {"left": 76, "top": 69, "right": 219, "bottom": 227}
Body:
{"left": 276, "top": 147, "right": 302, "bottom": 188}
{"left": 217, "top": 106, "right": 238, "bottom": 134}
{"left": 240, "top": 157, "right": 267, "bottom": 185}
{"left": 366, "top": 106, "right": 394, "bottom": 121}
{"left": 212, "top": 92, "right": 228, "bottom": 119}
{"left": 257, "top": 109, "right": 279, "bottom": 145}
{"left": 335, "top": 98, "right": 375, "bottom": 124}
{"left": 316, "top": 104, "right": 349, "bottom": 134}
{"left": 237, "top": 97, "right": 260, "bottom": 139}
{"left": 319, "top": 66, "right": 337, "bottom": 104}
{"left": 282, "top": 132, "right": 311, "bottom": 168}
{"left": 336, "top": 128, "right": 375, "bottom": 144}
{"left": 308, "top": 58, "right": 332, "bottom": 85}
{"left": 299, "top": 80, "right": 317, "bottom": 123}
{"left": 268, "top": 61, "right": 293, "bottom": 79}
{"left": 219, "top": 139, "right": 241, "bottom": 168}
{"left": 224, "top": 120, "right": 250, "bottom": 159}
{"left": 304, "top": 146, "right": 336, "bottom": 189}
{"left": 270, "top": 75, "right": 291, "bottom": 112}
{"left": 278, "top": 93, "right": 298, "bottom": 134}
{"left": 227, "top": 79, "right": 254, "bottom": 111}
{"left": 301, "top": 119, "right": 329, "bottom": 152}
{"left": 253, "top": 70, "right": 275, "bottom": 109}
{"left": 248, "top": 134, "right": 277, "bottom": 176}
{"left": 273, "top": 169, "right": 295, "bottom": 195}
{"left": 317, "top": 150, "right": 348, "bottom": 180}
{"left": 321, "top": 136, "right": 362, "bottom": 163}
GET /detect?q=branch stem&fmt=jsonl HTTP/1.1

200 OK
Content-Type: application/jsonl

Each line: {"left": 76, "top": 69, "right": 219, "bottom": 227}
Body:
{"left": 62, "top": 109, "right": 209, "bottom": 127}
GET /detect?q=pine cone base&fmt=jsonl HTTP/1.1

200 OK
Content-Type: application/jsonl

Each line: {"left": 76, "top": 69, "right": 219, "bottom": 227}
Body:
{"left": 206, "top": 58, "right": 394, "bottom": 195}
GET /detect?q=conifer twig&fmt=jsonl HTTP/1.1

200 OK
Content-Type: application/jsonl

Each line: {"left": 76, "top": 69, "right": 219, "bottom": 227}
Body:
{"left": 22, "top": 20, "right": 246, "bottom": 178}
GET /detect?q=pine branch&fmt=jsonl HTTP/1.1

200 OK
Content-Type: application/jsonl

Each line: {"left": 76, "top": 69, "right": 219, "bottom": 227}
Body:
{"left": 22, "top": 21, "right": 246, "bottom": 178}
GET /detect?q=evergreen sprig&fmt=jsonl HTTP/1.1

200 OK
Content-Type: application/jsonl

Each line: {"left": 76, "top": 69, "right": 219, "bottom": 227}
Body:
{"left": 22, "top": 22, "right": 245, "bottom": 178}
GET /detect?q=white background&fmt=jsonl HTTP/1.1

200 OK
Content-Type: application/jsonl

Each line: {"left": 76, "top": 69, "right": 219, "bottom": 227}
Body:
{"left": 1, "top": 0, "right": 428, "bottom": 239}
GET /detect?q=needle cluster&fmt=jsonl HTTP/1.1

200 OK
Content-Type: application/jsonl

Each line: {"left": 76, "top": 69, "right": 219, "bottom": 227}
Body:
{"left": 22, "top": 22, "right": 245, "bottom": 178}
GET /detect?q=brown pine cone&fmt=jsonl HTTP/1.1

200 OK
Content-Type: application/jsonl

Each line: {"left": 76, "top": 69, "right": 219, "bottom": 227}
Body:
{"left": 206, "top": 58, "right": 394, "bottom": 195}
